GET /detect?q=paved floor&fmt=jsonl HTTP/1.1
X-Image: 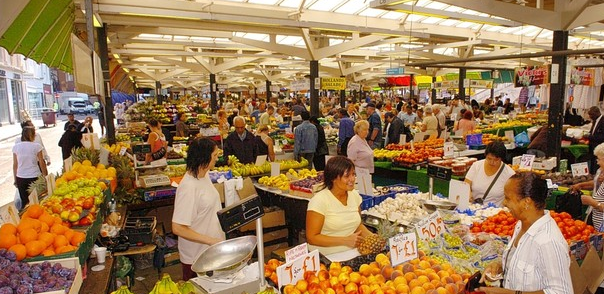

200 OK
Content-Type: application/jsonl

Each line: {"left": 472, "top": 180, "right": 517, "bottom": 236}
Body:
{"left": 0, "top": 113, "right": 105, "bottom": 206}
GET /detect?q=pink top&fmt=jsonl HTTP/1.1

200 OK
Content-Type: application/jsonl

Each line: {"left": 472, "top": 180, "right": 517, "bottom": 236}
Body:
{"left": 347, "top": 135, "right": 374, "bottom": 173}
{"left": 455, "top": 119, "right": 476, "bottom": 135}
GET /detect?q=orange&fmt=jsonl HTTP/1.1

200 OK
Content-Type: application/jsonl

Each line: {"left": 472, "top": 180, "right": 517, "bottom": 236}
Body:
{"left": 19, "top": 228, "right": 38, "bottom": 244}
{"left": 53, "top": 235, "right": 69, "bottom": 248}
{"left": 17, "top": 218, "right": 41, "bottom": 233}
{"left": 40, "top": 222, "right": 49, "bottom": 233}
{"left": 0, "top": 234, "right": 17, "bottom": 249}
{"left": 38, "top": 232, "right": 55, "bottom": 247}
{"left": 8, "top": 244, "right": 26, "bottom": 261}
{"left": 56, "top": 245, "right": 76, "bottom": 254}
{"left": 70, "top": 231, "right": 86, "bottom": 246}
{"left": 0, "top": 223, "right": 17, "bottom": 235}
{"left": 98, "top": 182, "right": 107, "bottom": 190}
{"left": 25, "top": 240, "right": 45, "bottom": 257}
{"left": 42, "top": 249, "right": 55, "bottom": 257}
{"left": 82, "top": 160, "right": 92, "bottom": 166}
{"left": 27, "top": 204, "right": 44, "bottom": 219}
{"left": 63, "top": 229, "right": 75, "bottom": 241}
{"left": 50, "top": 224, "right": 67, "bottom": 235}
{"left": 39, "top": 213, "right": 55, "bottom": 227}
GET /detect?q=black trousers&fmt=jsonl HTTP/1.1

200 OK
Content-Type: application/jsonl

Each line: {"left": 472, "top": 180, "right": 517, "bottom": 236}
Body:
{"left": 16, "top": 176, "right": 38, "bottom": 209}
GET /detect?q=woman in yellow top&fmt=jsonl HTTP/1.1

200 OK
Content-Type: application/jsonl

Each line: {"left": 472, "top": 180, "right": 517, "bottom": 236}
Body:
{"left": 306, "top": 156, "right": 375, "bottom": 255}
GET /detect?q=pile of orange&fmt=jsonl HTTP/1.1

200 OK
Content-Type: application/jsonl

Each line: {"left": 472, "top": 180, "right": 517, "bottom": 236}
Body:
{"left": 54, "top": 160, "right": 117, "bottom": 186}
{"left": 0, "top": 204, "right": 86, "bottom": 261}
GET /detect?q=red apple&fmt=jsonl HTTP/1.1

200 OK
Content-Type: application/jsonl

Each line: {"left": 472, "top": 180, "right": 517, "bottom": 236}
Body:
{"left": 82, "top": 198, "right": 94, "bottom": 210}
{"left": 78, "top": 217, "right": 92, "bottom": 226}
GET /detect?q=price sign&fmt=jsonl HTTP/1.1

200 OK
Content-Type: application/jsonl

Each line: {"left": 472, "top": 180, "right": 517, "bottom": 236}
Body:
{"left": 285, "top": 243, "right": 308, "bottom": 263}
{"left": 443, "top": 142, "right": 454, "bottom": 157}
{"left": 389, "top": 232, "right": 418, "bottom": 266}
{"left": 571, "top": 162, "right": 589, "bottom": 177}
{"left": 0, "top": 202, "right": 19, "bottom": 226}
{"left": 415, "top": 211, "right": 446, "bottom": 241}
{"left": 119, "top": 147, "right": 127, "bottom": 156}
{"left": 276, "top": 249, "right": 320, "bottom": 288}
{"left": 519, "top": 154, "right": 536, "bottom": 171}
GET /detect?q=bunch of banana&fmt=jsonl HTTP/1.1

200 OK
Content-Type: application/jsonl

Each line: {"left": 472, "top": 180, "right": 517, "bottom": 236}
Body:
{"left": 258, "top": 174, "right": 290, "bottom": 191}
{"left": 177, "top": 281, "right": 196, "bottom": 294}
{"left": 373, "top": 149, "right": 409, "bottom": 160}
{"left": 103, "top": 142, "right": 131, "bottom": 155}
{"left": 173, "top": 136, "right": 188, "bottom": 141}
{"left": 116, "top": 134, "right": 131, "bottom": 142}
{"left": 149, "top": 273, "right": 181, "bottom": 294}
{"left": 227, "top": 155, "right": 240, "bottom": 166}
{"left": 257, "top": 286, "right": 276, "bottom": 294}
{"left": 111, "top": 286, "right": 135, "bottom": 294}
{"left": 288, "top": 168, "right": 318, "bottom": 180}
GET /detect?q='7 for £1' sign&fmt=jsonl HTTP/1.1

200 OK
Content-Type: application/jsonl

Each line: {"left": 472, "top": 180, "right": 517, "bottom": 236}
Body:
{"left": 389, "top": 232, "right": 418, "bottom": 266}
{"left": 276, "top": 249, "right": 320, "bottom": 288}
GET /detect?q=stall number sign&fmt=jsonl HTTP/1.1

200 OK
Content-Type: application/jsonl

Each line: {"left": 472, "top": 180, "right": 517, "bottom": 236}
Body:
{"left": 276, "top": 250, "right": 320, "bottom": 288}
{"left": 519, "top": 154, "right": 535, "bottom": 171}
{"left": 443, "top": 142, "right": 454, "bottom": 157}
{"left": 571, "top": 162, "right": 590, "bottom": 177}
{"left": 415, "top": 211, "right": 446, "bottom": 241}
{"left": 389, "top": 232, "right": 418, "bottom": 266}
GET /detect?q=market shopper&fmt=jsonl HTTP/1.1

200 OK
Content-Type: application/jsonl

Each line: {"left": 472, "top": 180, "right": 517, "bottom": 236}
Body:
{"left": 16, "top": 121, "right": 50, "bottom": 166}
{"left": 78, "top": 116, "right": 94, "bottom": 133}
{"left": 337, "top": 109, "right": 355, "bottom": 156}
{"left": 384, "top": 112, "right": 410, "bottom": 145}
{"left": 420, "top": 105, "right": 438, "bottom": 139}
{"left": 453, "top": 110, "right": 476, "bottom": 136}
{"left": 255, "top": 124, "right": 275, "bottom": 162}
{"left": 63, "top": 112, "right": 81, "bottom": 131}
{"left": 365, "top": 103, "right": 382, "bottom": 149}
{"left": 587, "top": 106, "right": 604, "bottom": 174}
{"left": 224, "top": 116, "right": 258, "bottom": 164}
{"left": 347, "top": 120, "right": 375, "bottom": 174}
{"left": 172, "top": 137, "right": 225, "bottom": 281}
{"left": 479, "top": 172, "right": 572, "bottom": 294}
{"left": 145, "top": 119, "right": 168, "bottom": 165}
{"left": 13, "top": 127, "right": 48, "bottom": 209}
{"left": 58, "top": 124, "right": 83, "bottom": 161}
{"left": 433, "top": 104, "right": 446, "bottom": 138}
{"left": 306, "top": 156, "right": 374, "bottom": 255}
{"left": 503, "top": 98, "right": 514, "bottom": 114}
{"left": 571, "top": 143, "right": 604, "bottom": 233}
{"left": 310, "top": 116, "right": 328, "bottom": 171}
{"left": 216, "top": 110, "right": 229, "bottom": 139}
{"left": 465, "top": 141, "right": 516, "bottom": 206}
{"left": 97, "top": 105, "right": 106, "bottom": 136}
{"left": 259, "top": 105, "right": 274, "bottom": 125}
{"left": 175, "top": 112, "right": 189, "bottom": 138}
{"left": 293, "top": 111, "right": 318, "bottom": 168}
{"left": 397, "top": 104, "right": 419, "bottom": 127}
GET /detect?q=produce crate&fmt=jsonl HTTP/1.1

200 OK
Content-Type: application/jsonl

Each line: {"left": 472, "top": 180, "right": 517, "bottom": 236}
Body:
{"left": 466, "top": 134, "right": 483, "bottom": 146}
{"left": 28, "top": 257, "right": 83, "bottom": 294}
{"left": 361, "top": 195, "right": 374, "bottom": 210}
{"left": 391, "top": 161, "right": 426, "bottom": 170}
{"left": 124, "top": 216, "right": 157, "bottom": 245}
{"left": 142, "top": 186, "right": 177, "bottom": 201}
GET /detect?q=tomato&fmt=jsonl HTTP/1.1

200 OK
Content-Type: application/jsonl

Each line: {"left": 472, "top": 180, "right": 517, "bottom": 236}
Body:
{"left": 553, "top": 217, "right": 562, "bottom": 223}
{"left": 560, "top": 212, "right": 572, "bottom": 220}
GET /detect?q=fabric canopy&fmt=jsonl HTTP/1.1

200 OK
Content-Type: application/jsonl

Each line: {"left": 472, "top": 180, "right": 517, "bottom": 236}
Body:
{"left": 0, "top": 0, "right": 74, "bottom": 72}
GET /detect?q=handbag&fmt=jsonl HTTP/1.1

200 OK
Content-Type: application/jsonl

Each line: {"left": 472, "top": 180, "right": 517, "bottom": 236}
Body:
{"left": 555, "top": 190, "right": 583, "bottom": 220}
{"left": 151, "top": 146, "right": 167, "bottom": 160}
{"left": 474, "top": 164, "right": 505, "bottom": 204}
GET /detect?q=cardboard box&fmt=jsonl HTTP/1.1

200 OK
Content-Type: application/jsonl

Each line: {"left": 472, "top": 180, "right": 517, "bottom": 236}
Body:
{"left": 571, "top": 259, "right": 588, "bottom": 294}
{"left": 238, "top": 177, "right": 258, "bottom": 200}
{"left": 264, "top": 242, "right": 289, "bottom": 260}
{"left": 581, "top": 248, "right": 603, "bottom": 293}
{"left": 239, "top": 207, "right": 285, "bottom": 232}
{"left": 30, "top": 257, "right": 82, "bottom": 294}
{"left": 263, "top": 228, "right": 289, "bottom": 243}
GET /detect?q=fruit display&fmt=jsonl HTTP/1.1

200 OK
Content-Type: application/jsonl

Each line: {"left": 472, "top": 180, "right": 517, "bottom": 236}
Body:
{"left": 264, "top": 258, "right": 285, "bottom": 285}
{"left": 110, "top": 285, "right": 136, "bottom": 294}
{"left": 0, "top": 250, "right": 78, "bottom": 293}
{"left": 385, "top": 138, "right": 445, "bottom": 151}
{"left": 55, "top": 161, "right": 116, "bottom": 187}
{"left": 279, "top": 252, "right": 470, "bottom": 294}
{"left": 289, "top": 174, "right": 325, "bottom": 193}
{"left": 477, "top": 120, "right": 532, "bottom": 133}
{"left": 166, "top": 150, "right": 184, "bottom": 159}
{"left": 393, "top": 149, "right": 444, "bottom": 166}
{"left": 258, "top": 169, "right": 320, "bottom": 191}
{"left": 469, "top": 211, "right": 517, "bottom": 237}
{"left": 455, "top": 204, "right": 505, "bottom": 226}
{"left": 219, "top": 156, "right": 308, "bottom": 177}
{"left": 480, "top": 134, "right": 509, "bottom": 145}
{"left": 46, "top": 177, "right": 106, "bottom": 224}
{"left": 510, "top": 164, "right": 546, "bottom": 175}
{"left": 286, "top": 168, "right": 319, "bottom": 180}
{"left": 358, "top": 219, "right": 398, "bottom": 255}
{"left": 149, "top": 273, "right": 181, "bottom": 294}
{"left": 102, "top": 142, "right": 131, "bottom": 155}
{"left": 364, "top": 193, "right": 429, "bottom": 224}
{"left": 0, "top": 205, "right": 86, "bottom": 260}
{"left": 373, "top": 149, "right": 409, "bottom": 161}
{"left": 541, "top": 172, "right": 594, "bottom": 187}
{"left": 163, "top": 165, "right": 187, "bottom": 178}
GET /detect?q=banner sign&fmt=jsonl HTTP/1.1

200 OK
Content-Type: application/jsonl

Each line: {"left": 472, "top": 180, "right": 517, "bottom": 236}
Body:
{"left": 347, "top": 82, "right": 361, "bottom": 91}
{"left": 514, "top": 65, "right": 549, "bottom": 87}
{"left": 570, "top": 67, "right": 595, "bottom": 86}
{"left": 386, "top": 68, "right": 405, "bottom": 75}
{"left": 417, "top": 83, "right": 432, "bottom": 90}
{"left": 469, "top": 80, "right": 494, "bottom": 89}
{"left": 321, "top": 77, "right": 347, "bottom": 90}
{"left": 290, "top": 79, "right": 310, "bottom": 92}
{"left": 217, "top": 84, "right": 228, "bottom": 91}
{"left": 434, "top": 80, "right": 458, "bottom": 89}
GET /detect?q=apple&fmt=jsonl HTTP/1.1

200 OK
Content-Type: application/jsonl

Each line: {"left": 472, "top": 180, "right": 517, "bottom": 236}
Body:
{"left": 51, "top": 205, "right": 62, "bottom": 214}
{"left": 82, "top": 198, "right": 94, "bottom": 210}
{"left": 78, "top": 217, "right": 92, "bottom": 226}
{"left": 68, "top": 211, "right": 80, "bottom": 223}
{"left": 60, "top": 211, "right": 70, "bottom": 221}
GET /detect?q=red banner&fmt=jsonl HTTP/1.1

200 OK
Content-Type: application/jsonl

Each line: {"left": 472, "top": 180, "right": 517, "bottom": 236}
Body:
{"left": 514, "top": 65, "right": 549, "bottom": 87}
{"left": 570, "top": 67, "right": 595, "bottom": 86}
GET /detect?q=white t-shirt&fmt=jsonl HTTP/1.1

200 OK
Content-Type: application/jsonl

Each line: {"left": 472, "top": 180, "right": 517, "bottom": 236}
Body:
{"left": 172, "top": 172, "right": 225, "bottom": 264}
{"left": 12, "top": 142, "right": 43, "bottom": 178}
{"left": 16, "top": 133, "right": 49, "bottom": 162}
{"left": 307, "top": 189, "right": 362, "bottom": 255}
{"left": 465, "top": 159, "right": 515, "bottom": 206}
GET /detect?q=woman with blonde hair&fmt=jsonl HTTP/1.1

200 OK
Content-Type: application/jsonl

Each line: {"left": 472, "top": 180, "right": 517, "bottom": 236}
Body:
{"left": 347, "top": 120, "right": 374, "bottom": 173}
{"left": 255, "top": 124, "right": 275, "bottom": 162}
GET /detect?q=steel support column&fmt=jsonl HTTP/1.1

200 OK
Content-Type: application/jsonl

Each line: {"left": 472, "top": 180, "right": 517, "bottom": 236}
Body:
{"left": 546, "top": 30, "right": 568, "bottom": 160}
{"left": 310, "top": 60, "right": 319, "bottom": 117}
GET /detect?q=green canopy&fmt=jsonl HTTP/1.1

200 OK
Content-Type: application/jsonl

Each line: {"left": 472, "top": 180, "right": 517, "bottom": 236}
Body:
{"left": 0, "top": 0, "right": 74, "bottom": 72}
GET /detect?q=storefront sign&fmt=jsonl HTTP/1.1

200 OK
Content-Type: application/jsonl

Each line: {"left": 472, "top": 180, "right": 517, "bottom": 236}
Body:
{"left": 385, "top": 68, "right": 404, "bottom": 75}
{"left": 217, "top": 84, "right": 228, "bottom": 92}
{"left": 276, "top": 249, "right": 320, "bottom": 287}
{"left": 570, "top": 67, "right": 595, "bottom": 86}
{"left": 43, "top": 84, "right": 52, "bottom": 94}
{"left": 514, "top": 65, "right": 549, "bottom": 87}
{"left": 320, "top": 77, "right": 346, "bottom": 90}
{"left": 13, "top": 73, "right": 21, "bottom": 80}
{"left": 389, "top": 232, "right": 417, "bottom": 266}
{"left": 415, "top": 211, "right": 445, "bottom": 240}
{"left": 417, "top": 83, "right": 432, "bottom": 90}
{"left": 290, "top": 79, "right": 310, "bottom": 92}
{"left": 347, "top": 82, "right": 361, "bottom": 91}
{"left": 469, "top": 80, "right": 493, "bottom": 89}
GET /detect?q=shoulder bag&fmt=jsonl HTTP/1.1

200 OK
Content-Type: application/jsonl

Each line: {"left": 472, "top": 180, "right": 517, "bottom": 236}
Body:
{"left": 475, "top": 163, "right": 505, "bottom": 204}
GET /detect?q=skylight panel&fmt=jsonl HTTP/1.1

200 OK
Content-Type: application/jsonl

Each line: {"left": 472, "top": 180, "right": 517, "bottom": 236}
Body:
{"left": 138, "top": 34, "right": 163, "bottom": 39}
{"left": 335, "top": 0, "right": 366, "bottom": 14}
{"left": 444, "top": 6, "right": 463, "bottom": 12}
{"left": 456, "top": 22, "right": 477, "bottom": 29}
{"left": 425, "top": 2, "right": 448, "bottom": 9}
{"left": 233, "top": 32, "right": 247, "bottom": 37}
{"left": 329, "top": 39, "right": 344, "bottom": 46}
{"left": 174, "top": 36, "right": 189, "bottom": 40}
{"left": 421, "top": 17, "right": 443, "bottom": 24}
{"left": 191, "top": 37, "right": 213, "bottom": 42}
{"left": 439, "top": 19, "right": 460, "bottom": 26}
{"left": 380, "top": 11, "right": 405, "bottom": 20}
{"left": 279, "top": 0, "right": 302, "bottom": 8}
{"left": 243, "top": 33, "right": 270, "bottom": 41}
{"left": 462, "top": 9, "right": 480, "bottom": 15}
{"left": 405, "top": 14, "right": 424, "bottom": 22}
{"left": 279, "top": 36, "right": 303, "bottom": 45}
{"left": 308, "top": 0, "right": 340, "bottom": 11}
{"left": 486, "top": 25, "right": 503, "bottom": 32}
{"left": 358, "top": 8, "right": 385, "bottom": 17}
{"left": 501, "top": 27, "right": 521, "bottom": 34}
{"left": 248, "top": 0, "right": 280, "bottom": 4}
{"left": 415, "top": 0, "right": 432, "bottom": 6}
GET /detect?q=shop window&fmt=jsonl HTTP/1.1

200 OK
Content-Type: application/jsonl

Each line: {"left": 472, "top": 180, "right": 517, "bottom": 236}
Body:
{"left": 0, "top": 78, "right": 9, "bottom": 124}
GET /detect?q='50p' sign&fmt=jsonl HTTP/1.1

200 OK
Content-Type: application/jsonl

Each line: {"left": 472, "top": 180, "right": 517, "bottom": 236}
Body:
{"left": 415, "top": 211, "right": 446, "bottom": 241}
{"left": 276, "top": 249, "right": 320, "bottom": 288}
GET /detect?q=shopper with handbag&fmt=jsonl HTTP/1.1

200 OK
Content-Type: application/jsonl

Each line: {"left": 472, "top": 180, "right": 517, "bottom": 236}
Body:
{"left": 465, "top": 141, "right": 516, "bottom": 206}
{"left": 146, "top": 119, "right": 168, "bottom": 165}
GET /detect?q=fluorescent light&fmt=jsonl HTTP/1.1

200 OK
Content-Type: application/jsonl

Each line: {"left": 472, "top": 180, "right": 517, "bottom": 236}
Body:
{"left": 123, "top": 68, "right": 130, "bottom": 73}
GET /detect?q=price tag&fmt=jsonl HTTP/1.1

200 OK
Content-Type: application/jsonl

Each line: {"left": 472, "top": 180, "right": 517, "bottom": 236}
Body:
{"left": 276, "top": 249, "right": 320, "bottom": 287}
{"left": 443, "top": 142, "right": 454, "bottom": 157}
{"left": 571, "top": 162, "right": 589, "bottom": 177}
{"left": 389, "top": 232, "right": 418, "bottom": 266}
{"left": 399, "top": 134, "right": 406, "bottom": 144}
{"left": 282, "top": 139, "right": 288, "bottom": 146}
{"left": 519, "top": 154, "right": 536, "bottom": 171}
{"left": 415, "top": 211, "right": 446, "bottom": 241}
{"left": 285, "top": 243, "right": 308, "bottom": 263}
{"left": 0, "top": 202, "right": 20, "bottom": 226}
{"left": 505, "top": 130, "right": 515, "bottom": 143}
{"left": 270, "top": 162, "right": 281, "bottom": 177}
{"left": 255, "top": 155, "right": 267, "bottom": 166}
{"left": 119, "top": 147, "right": 127, "bottom": 156}
{"left": 45, "top": 173, "right": 55, "bottom": 197}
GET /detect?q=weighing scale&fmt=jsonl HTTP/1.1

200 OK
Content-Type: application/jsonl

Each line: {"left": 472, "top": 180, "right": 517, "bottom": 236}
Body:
{"left": 427, "top": 163, "right": 452, "bottom": 199}
{"left": 138, "top": 174, "right": 171, "bottom": 188}
{"left": 190, "top": 194, "right": 270, "bottom": 294}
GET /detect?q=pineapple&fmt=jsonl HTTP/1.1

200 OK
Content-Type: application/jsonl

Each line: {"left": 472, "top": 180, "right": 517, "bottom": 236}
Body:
{"left": 358, "top": 219, "right": 398, "bottom": 255}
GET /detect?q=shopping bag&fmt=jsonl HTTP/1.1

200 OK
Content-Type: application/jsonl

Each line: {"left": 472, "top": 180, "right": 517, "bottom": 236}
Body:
{"left": 514, "top": 131, "right": 530, "bottom": 147}
{"left": 555, "top": 190, "right": 583, "bottom": 220}
{"left": 81, "top": 133, "right": 100, "bottom": 149}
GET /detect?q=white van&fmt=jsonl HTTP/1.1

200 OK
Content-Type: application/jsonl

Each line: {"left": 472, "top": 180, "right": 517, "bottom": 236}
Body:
{"left": 57, "top": 92, "right": 90, "bottom": 114}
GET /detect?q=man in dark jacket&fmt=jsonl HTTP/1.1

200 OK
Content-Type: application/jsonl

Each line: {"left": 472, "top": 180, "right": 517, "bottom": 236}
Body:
{"left": 384, "top": 112, "right": 411, "bottom": 145}
{"left": 223, "top": 116, "right": 258, "bottom": 164}
{"left": 58, "top": 124, "right": 83, "bottom": 160}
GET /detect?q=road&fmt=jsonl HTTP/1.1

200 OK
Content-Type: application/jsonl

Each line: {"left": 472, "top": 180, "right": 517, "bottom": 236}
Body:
{"left": 0, "top": 114, "right": 103, "bottom": 207}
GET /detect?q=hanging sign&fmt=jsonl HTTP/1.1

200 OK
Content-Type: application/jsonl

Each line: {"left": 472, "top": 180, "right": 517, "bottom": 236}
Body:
{"left": 417, "top": 83, "right": 432, "bottom": 90}
{"left": 469, "top": 80, "right": 493, "bottom": 89}
{"left": 514, "top": 65, "right": 550, "bottom": 87}
{"left": 386, "top": 68, "right": 405, "bottom": 75}
{"left": 570, "top": 67, "right": 596, "bottom": 86}
{"left": 217, "top": 84, "right": 228, "bottom": 92}
{"left": 290, "top": 79, "right": 310, "bottom": 92}
{"left": 276, "top": 250, "right": 320, "bottom": 287}
{"left": 389, "top": 232, "right": 418, "bottom": 266}
{"left": 347, "top": 82, "right": 361, "bottom": 91}
{"left": 415, "top": 211, "right": 446, "bottom": 241}
{"left": 321, "top": 77, "right": 347, "bottom": 90}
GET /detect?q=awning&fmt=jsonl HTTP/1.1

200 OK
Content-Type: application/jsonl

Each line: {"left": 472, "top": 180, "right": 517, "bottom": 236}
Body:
{"left": 0, "top": 0, "right": 74, "bottom": 72}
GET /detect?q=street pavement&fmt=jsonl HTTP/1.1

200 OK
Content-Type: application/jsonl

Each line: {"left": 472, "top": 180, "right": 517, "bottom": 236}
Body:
{"left": 0, "top": 114, "right": 104, "bottom": 207}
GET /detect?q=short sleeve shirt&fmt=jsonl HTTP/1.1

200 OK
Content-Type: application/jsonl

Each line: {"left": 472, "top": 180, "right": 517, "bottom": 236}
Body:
{"left": 307, "top": 189, "right": 362, "bottom": 255}
{"left": 465, "top": 159, "right": 516, "bottom": 206}
{"left": 12, "top": 142, "right": 43, "bottom": 178}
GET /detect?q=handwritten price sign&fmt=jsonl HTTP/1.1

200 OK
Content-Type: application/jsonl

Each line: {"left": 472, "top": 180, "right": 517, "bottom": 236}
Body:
{"left": 389, "top": 232, "right": 418, "bottom": 266}
{"left": 276, "top": 249, "right": 320, "bottom": 287}
{"left": 415, "top": 211, "right": 446, "bottom": 241}
{"left": 443, "top": 142, "right": 454, "bottom": 157}
{"left": 519, "top": 154, "right": 535, "bottom": 171}
{"left": 571, "top": 162, "right": 589, "bottom": 177}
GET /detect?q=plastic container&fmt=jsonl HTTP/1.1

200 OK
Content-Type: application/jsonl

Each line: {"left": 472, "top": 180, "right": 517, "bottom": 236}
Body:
{"left": 452, "top": 163, "right": 467, "bottom": 176}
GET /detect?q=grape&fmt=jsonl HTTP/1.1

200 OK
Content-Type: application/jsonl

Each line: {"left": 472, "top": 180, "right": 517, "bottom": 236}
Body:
{"left": 9, "top": 280, "right": 18, "bottom": 289}
{"left": 57, "top": 268, "right": 70, "bottom": 278}
{"left": 29, "top": 270, "right": 40, "bottom": 281}
{"left": 45, "top": 278, "right": 56, "bottom": 288}
{"left": 51, "top": 264, "right": 62, "bottom": 273}
{"left": 0, "top": 286, "right": 12, "bottom": 294}
{"left": 0, "top": 260, "right": 9, "bottom": 268}
{"left": 39, "top": 262, "right": 50, "bottom": 270}
{"left": 0, "top": 249, "right": 7, "bottom": 258}
{"left": 15, "top": 285, "right": 32, "bottom": 294}
{"left": 20, "top": 264, "right": 30, "bottom": 273}
{"left": 31, "top": 285, "right": 44, "bottom": 293}
{"left": 0, "top": 276, "right": 8, "bottom": 287}
{"left": 4, "top": 252, "right": 15, "bottom": 262}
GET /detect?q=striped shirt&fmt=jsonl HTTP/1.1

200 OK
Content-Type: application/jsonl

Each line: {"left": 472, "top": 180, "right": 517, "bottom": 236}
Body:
{"left": 502, "top": 211, "right": 572, "bottom": 294}
{"left": 592, "top": 169, "right": 604, "bottom": 231}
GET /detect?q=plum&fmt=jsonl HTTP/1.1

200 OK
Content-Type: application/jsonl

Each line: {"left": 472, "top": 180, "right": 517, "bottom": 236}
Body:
{"left": 15, "top": 285, "right": 32, "bottom": 294}
{"left": 0, "top": 286, "right": 12, "bottom": 294}
{"left": 4, "top": 252, "right": 15, "bottom": 262}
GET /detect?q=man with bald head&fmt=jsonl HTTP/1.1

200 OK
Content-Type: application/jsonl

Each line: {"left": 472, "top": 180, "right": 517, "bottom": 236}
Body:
{"left": 223, "top": 116, "right": 258, "bottom": 164}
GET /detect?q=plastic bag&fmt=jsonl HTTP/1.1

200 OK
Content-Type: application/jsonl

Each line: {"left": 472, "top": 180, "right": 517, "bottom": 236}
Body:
{"left": 514, "top": 131, "right": 530, "bottom": 147}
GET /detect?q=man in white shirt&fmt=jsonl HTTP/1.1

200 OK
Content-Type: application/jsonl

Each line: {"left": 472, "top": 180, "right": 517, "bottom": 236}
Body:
{"left": 397, "top": 104, "right": 418, "bottom": 127}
